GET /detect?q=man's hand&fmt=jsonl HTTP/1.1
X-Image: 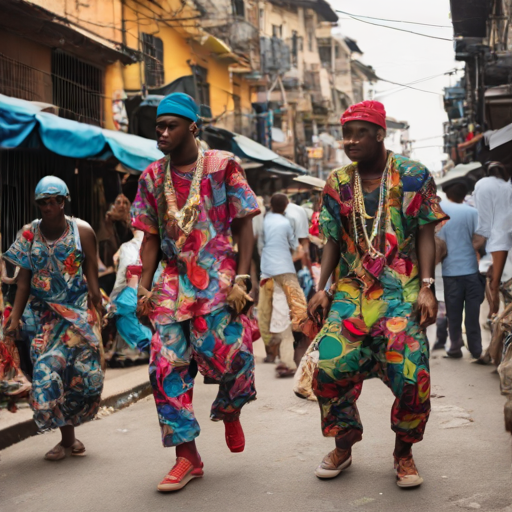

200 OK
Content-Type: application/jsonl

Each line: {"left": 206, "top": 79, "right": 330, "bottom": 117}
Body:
{"left": 227, "top": 281, "right": 253, "bottom": 316}
{"left": 416, "top": 286, "right": 438, "bottom": 328}
{"left": 88, "top": 293, "right": 106, "bottom": 320}
{"left": 3, "top": 315, "right": 20, "bottom": 336}
{"left": 307, "top": 290, "right": 332, "bottom": 325}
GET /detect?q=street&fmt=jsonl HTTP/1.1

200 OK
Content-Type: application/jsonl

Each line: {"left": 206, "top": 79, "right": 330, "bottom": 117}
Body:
{"left": 1, "top": 337, "right": 511, "bottom": 512}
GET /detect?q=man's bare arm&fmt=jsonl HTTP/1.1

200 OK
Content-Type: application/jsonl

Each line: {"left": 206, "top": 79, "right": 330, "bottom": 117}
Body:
{"left": 139, "top": 233, "right": 161, "bottom": 291}
{"left": 416, "top": 223, "right": 437, "bottom": 328}
{"left": 232, "top": 216, "right": 255, "bottom": 276}
{"left": 77, "top": 221, "right": 102, "bottom": 307}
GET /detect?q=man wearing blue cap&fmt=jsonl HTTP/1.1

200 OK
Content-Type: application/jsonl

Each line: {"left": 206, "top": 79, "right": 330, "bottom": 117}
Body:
{"left": 132, "top": 93, "right": 260, "bottom": 491}
{"left": 4, "top": 176, "right": 104, "bottom": 460}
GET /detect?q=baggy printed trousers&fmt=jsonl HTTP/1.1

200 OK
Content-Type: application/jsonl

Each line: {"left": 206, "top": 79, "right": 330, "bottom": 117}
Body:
{"left": 312, "top": 285, "right": 431, "bottom": 445}
{"left": 150, "top": 307, "right": 256, "bottom": 447}
{"left": 258, "top": 273, "right": 308, "bottom": 346}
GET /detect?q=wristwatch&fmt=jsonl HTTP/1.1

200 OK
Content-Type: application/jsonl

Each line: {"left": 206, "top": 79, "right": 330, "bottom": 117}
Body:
{"left": 422, "top": 278, "right": 435, "bottom": 288}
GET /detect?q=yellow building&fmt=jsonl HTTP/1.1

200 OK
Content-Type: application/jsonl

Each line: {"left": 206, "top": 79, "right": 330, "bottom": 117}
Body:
{"left": 0, "top": 0, "right": 258, "bottom": 135}
{"left": 120, "top": 0, "right": 240, "bottom": 133}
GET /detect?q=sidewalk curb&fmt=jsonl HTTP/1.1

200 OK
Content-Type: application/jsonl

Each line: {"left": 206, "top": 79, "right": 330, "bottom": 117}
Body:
{"left": 0, "top": 381, "right": 152, "bottom": 451}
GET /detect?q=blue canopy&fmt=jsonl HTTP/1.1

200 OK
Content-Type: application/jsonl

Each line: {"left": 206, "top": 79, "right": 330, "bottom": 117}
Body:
{"left": 0, "top": 94, "right": 162, "bottom": 172}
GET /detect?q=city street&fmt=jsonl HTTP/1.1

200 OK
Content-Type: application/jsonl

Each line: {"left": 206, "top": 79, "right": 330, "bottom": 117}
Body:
{"left": 1, "top": 338, "right": 511, "bottom": 512}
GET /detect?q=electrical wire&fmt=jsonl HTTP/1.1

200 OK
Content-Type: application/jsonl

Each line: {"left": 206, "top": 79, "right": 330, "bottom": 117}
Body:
{"left": 411, "top": 135, "right": 445, "bottom": 142}
{"left": 337, "top": 10, "right": 453, "bottom": 41}
{"left": 376, "top": 76, "right": 444, "bottom": 95}
{"left": 411, "top": 145, "right": 445, "bottom": 149}
{"left": 374, "top": 68, "right": 459, "bottom": 97}
{"left": 335, "top": 10, "right": 452, "bottom": 28}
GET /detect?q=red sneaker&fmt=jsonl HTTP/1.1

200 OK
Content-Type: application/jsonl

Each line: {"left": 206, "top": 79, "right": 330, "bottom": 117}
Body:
{"left": 157, "top": 457, "right": 204, "bottom": 492}
{"left": 224, "top": 418, "right": 245, "bottom": 453}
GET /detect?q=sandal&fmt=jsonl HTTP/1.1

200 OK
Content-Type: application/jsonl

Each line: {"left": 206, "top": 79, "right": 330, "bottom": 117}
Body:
{"left": 44, "top": 443, "right": 66, "bottom": 461}
{"left": 70, "top": 439, "right": 86, "bottom": 457}
{"left": 44, "top": 439, "right": 86, "bottom": 461}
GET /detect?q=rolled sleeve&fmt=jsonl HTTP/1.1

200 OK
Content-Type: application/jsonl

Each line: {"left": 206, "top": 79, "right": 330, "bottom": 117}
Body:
{"left": 226, "top": 160, "right": 260, "bottom": 220}
{"left": 320, "top": 194, "right": 342, "bottom": 242}
{"left": 418, "top": 174, "right": 449, "bottom": 226}
{"left": 4, "top": 228, "right": 33, "bottom": 270}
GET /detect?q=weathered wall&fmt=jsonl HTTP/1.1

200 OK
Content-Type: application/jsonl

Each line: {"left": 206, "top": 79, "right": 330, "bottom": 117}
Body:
{"left": 0, "top": 29, "right": 52, "bottom": 103}
{"left": 25, "top": 0, "right": 124, "bottom": 44}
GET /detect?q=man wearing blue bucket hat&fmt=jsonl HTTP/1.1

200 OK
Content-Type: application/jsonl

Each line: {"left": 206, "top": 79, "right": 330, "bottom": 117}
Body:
{"left": 132, "top": 93, "right": 260, "bottom": 491}
{"left": 3, "top": 176, "right": 104, "bottom": 460}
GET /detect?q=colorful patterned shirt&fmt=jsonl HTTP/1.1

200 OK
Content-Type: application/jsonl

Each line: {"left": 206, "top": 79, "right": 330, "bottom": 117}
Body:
{"left": 131, "top": 150, "right": 259, "bottom": 324}
{"left": 321, "top": 153, "right": 448, "bottom": 306}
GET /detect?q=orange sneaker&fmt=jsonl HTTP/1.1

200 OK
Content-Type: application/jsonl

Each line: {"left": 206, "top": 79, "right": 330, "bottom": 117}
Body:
{"left": 157, "top": 457, "right": 204, "bottom": 492}
{"left": 394, "top": 453, "right": 423, "bottom": 488}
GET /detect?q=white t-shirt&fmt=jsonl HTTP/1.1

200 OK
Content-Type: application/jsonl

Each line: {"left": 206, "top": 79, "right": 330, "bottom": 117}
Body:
{"left": 260, "top": 212, "right": 298, "bottom": 278}
{"left": 285, "top": 202, "right": 309, "bottom": 240}
{"left": 110, "top": 231, "right": 144, "bottom": 300}
{"left": 474, "top": 176, "right": 512, "bottom": 253}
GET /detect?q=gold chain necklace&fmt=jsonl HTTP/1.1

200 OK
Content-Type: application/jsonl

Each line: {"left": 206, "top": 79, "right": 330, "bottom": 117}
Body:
{"left": 351, "top": 152, "right": 392, "bottom": 258}
{"left": 164, "top": 140, "right": 205, "bottom": 250}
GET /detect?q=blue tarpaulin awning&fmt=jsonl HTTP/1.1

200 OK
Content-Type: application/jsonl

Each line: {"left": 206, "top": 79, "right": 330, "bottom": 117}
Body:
{"left": 202, "top": 126, "right": 308, "bottom": 175}
{"left": 0, "top": 94, "right": 162, "bottom": 172}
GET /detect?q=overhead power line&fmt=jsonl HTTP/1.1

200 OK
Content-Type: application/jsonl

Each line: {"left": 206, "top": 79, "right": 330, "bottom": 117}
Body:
{"left": 377, "top": 76, "right": 444, "bottom": 95}
{"left": 336, "top": 10, "right": 453, "bottom": 41}
{"left": 374, "top": 68, "right": 458, "bottom": 97}
{"left": 335, "top": 10, "right": 452, "bottom": 28}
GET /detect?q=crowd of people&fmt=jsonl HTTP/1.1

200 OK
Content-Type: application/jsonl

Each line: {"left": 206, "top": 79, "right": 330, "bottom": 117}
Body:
{"left": 2, "top": 94, "right": 512, "bottom": 495}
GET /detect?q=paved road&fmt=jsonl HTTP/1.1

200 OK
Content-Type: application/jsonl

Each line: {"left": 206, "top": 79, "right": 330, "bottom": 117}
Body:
{"left": 1, "top": 339, "right": 511, "bottom": 512}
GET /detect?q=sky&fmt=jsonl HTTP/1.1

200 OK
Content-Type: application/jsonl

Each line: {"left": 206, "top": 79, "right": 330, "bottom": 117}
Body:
{"left": 331, "top": 0, "right": 462, "bottom": 171}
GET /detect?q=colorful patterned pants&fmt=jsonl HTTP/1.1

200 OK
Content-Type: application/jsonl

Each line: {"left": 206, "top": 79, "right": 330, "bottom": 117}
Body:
{"left": 258, "top": 273, "right": 308, "bottom": 346}
{"left": 30, "top": 311, "right": 104, "bottom": 430}
{"left": 313, "top": 291, "right": 431, "bottom": 445}
{"left": 150, "top": 307, "right": 256, "bottom": 447}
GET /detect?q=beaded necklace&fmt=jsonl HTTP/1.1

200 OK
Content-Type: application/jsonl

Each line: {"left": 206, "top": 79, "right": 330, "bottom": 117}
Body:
{"left": 351, "top": 152, "right": 392, "bottom": 258}
{"left": 164, "top": 140, "right": 205, "bottom": 250}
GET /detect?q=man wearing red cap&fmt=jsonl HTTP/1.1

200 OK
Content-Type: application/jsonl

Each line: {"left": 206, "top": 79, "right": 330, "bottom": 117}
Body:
{"left": 307, "top": 101, "right": 447, "bottom": 487}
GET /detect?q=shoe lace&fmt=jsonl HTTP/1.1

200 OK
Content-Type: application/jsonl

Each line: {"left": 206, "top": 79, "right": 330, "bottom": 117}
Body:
{"left": 396, "top": 455, "right": 418, "bottom": 476}
{"left": 163, "top": 458, "right": 193, "bottom": 482}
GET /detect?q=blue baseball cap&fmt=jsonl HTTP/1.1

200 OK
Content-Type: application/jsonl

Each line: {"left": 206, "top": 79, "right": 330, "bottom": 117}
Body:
{"left": 35, "top": 176, "right": 71, "bottom": 202}
{"left": 156, "top": 92, "right": 199, "bottom": 123}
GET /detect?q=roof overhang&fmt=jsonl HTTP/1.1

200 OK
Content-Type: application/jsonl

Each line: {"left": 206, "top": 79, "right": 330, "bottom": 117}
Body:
{"left": 449, "top": 0, "right": 489, "bottom": 38}
{"left": 268, "top": 0, "right": 338, "bottom": 22}
{"left": 0, "top": 0, "right": 139, "bottom": 65}
{"left": 202, "top": 125, "right": 308, "bottom": 175}
{"left": 351, "top": 60, "right": 379, "bottom": 82}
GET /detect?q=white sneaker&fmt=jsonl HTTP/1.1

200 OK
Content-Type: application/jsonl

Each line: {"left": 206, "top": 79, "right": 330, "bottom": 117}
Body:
{"left": 315, "top": 448, "right": 352, "bottom": 479}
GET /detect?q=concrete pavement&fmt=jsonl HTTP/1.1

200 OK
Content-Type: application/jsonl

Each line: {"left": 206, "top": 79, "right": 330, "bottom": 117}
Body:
{"left": 1, "top": 337, "right": 511, "bottom": 512}
{"left": 0, "top": 364, "right": 151, "bottom": 450}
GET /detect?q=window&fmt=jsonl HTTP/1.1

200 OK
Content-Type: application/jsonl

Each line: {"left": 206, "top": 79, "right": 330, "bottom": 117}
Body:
{"left": 232, "top": 0, "right": 245, "bottom": 17}
{"left": 142, "top": 33, "right": 164, "bottom": 88}
{"left": 272, "top": 24, "right": 282, "bottom": 39}
{"left": 52, "top": 50, "right": 104, "bottom": 126}
{"left": 0, "top": 53, "right": 44, "bottom": 102}
{"left": 191, "top": 65, "right": 210, "bottom": 107}
{"left": 291, "top": 30, "right": 298, "bottom": 66}
{"left": 308, "top": 31, "right": 314, "bottom": 52}
{"left": 233, "top": 94, "right": 242, "bottom": 133}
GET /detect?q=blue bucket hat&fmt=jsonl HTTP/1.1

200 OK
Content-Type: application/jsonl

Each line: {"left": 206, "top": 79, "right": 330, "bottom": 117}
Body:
{"left": 156, "top": 92, "right": 199, "bottom": 123}
{"left": 35, "top": 176, "right": 71, "bottom": 202}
